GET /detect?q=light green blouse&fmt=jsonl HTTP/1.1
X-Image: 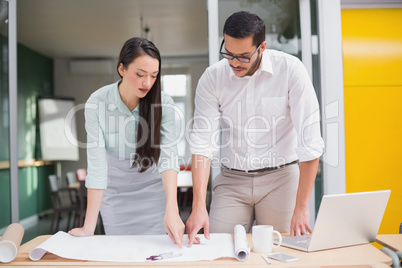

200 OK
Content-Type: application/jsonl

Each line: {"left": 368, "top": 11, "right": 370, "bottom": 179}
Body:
{"left": 84, "top": 81, "right": 179, "bottom": 189}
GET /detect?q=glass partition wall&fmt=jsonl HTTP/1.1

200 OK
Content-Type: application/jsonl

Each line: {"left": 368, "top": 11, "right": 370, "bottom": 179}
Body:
{"left": 0, "top": 0, "right": 11, "bottom": 228}
{"left": 0, "top": 0, "right": 18, "bottom": 228}
{"left": 218, "top": 0, "right": 301, "bottom": 57}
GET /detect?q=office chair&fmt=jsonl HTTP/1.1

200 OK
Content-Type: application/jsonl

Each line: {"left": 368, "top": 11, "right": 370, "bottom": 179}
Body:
{"left": 66, "top": 171, "right": 79, "bottom": 204}
{"left": 75, "top": 169, "right": 88, "bottom": 226}
{"left": 48, "top": 174, "right": 80, "bottom": 233}
{"left": 66, "top": 171, "right": 77, "bottom": 185}
{"left": 379, "top": 222, "right": 402, "bottom": 268}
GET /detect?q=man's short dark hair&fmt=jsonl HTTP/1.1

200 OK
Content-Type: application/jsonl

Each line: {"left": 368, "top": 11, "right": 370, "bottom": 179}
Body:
{"left": 223, "top": 11, "right": 265, "bottom": 47}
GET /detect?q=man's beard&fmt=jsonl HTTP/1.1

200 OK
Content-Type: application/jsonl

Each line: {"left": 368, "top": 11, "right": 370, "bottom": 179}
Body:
{"left": 230, "top": 51, "right": 261, "bottom": 77}
{"left": 244, "top": 51, "right": 261, "bottom": 76}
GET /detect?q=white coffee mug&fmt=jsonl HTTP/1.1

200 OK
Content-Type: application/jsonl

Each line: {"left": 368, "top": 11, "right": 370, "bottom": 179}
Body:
{"left": 252, "top": 225, "right": 282, "bottom": 253}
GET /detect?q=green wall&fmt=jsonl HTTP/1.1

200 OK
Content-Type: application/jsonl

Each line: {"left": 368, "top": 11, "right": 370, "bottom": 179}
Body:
{"left": 18, "top": 166, "right": 55, "bottom": 220}
{"left": 0, "top": 171, "right": 11, "bottom": 228}
{"left": 0, "top": 40, "right": 55, "bottom": 229}
{"left": 0, "top": 33, "right": 11, "bottom": 229}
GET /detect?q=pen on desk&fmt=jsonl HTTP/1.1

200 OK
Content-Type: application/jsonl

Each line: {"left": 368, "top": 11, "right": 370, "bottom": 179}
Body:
{"left": 262, "top": 254, "right": 271, "bottom": 265}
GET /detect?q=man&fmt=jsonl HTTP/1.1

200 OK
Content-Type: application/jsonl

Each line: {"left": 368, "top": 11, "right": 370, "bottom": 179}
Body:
{"left": 186, "top": 11, "right": 324, "bottom": 246}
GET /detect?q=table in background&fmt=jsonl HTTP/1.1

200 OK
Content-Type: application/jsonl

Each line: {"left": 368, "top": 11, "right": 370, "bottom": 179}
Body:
{"left": 6, "top": 234, "right": 392, "bottom": 267}
{"left": 177, "top": 171, "right": 192, "bottom": 188}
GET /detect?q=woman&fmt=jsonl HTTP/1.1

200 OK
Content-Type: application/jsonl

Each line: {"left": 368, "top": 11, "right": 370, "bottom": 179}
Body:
{"left": 69, "top": 37, "right": 185, "bottom": 248}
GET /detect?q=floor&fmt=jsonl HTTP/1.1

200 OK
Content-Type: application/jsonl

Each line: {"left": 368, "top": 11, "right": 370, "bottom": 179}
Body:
{"left": 21, "top": 195, "right": 193, "bottom": 244}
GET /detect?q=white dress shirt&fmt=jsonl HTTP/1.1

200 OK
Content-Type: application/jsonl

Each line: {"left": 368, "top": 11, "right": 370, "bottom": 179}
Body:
{"left": 190, "top": 49, "right": 324, "bottom": 171}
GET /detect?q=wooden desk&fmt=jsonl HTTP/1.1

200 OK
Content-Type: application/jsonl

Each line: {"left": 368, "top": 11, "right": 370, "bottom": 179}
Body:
{"left": 5, "top": 234, "right": 391, "bottom": 267}
{"left": 376, "top": 234, "right": 402, "bottom": 252}
{"left": 68, "top": 182, "right": 81, "bottom": 189}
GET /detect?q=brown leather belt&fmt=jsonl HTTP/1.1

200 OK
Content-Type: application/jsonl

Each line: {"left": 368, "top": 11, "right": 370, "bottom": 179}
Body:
{"left": 223, "top": 160, "right": 298, "bottom": 174}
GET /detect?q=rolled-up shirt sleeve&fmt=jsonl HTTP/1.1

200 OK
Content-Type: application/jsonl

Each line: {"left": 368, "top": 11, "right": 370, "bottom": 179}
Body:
{"left": 84, "top": 100, "right": 108, "bottom": 189}
{"left": 289, "top": 59, "right": 325, "bottom": 162}
{"left": 158, "top": 94, "right": 180, "bottom": 173}
{"left": 189, "top": 69, "right": 221, "bottom": 159}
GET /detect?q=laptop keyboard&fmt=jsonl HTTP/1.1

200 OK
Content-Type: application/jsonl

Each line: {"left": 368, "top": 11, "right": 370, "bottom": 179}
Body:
{"left": 295, "top": 236, "right": 311, "bottom": 246}
{"left": 280, "top": 234, "right": 312, "bottom": 250}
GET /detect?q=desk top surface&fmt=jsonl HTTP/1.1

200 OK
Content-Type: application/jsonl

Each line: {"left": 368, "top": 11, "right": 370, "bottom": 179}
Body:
{"left": 376, "top": 234, "right": 402, "bottom": 252}
{"left": 4, "top": 234, "right": 391, "bottom": 267}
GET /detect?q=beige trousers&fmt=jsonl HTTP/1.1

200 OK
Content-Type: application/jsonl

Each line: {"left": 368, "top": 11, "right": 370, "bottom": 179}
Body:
{"left": 209, "top": 163, "right": 299, "bottom": 233}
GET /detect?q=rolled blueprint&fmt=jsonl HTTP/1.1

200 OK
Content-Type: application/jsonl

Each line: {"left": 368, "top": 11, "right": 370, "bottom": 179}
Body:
{"left": 234, "top": 224, "right": 250, "bottom": 261}
{"left": 0, "top": 223, "right": 24, "bottom": 263}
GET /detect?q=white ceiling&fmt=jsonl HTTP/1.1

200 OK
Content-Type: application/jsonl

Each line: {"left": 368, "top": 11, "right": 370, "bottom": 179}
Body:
{"left": 16, "top": 0, "right": 209, "bottom": 59}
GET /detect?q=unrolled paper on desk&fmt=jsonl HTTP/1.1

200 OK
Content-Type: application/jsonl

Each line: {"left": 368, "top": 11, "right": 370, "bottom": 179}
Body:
{"left": 29, "top": 228, "right": 250, "bottom": 262}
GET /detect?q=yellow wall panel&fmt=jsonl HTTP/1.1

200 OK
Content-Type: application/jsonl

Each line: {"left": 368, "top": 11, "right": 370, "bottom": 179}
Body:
{"left": 342, "top": 8, "right": 402, "bottom": 234}
{"left": 344, "top": 86, "right": 402, "bottom": 234}
{"left": 342, "top": 9, "right": 402, "bottom": 86}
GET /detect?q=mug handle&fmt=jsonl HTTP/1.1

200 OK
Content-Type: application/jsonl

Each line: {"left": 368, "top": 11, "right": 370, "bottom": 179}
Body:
{"left": 273, "top": 230, "right": 282, "bottom": 248}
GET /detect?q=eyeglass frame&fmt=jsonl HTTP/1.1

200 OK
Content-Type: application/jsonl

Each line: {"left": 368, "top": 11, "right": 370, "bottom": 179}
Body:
{"left": 219, "top": 39, "right": 262, "bottom": 63}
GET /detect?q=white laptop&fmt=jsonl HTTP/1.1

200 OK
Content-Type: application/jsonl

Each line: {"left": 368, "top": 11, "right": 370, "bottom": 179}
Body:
{"left": 280, "top": 190, "right": 391, "bottom": 252}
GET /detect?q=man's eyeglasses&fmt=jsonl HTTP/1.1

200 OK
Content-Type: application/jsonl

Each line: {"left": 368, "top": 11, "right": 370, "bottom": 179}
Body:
{"left": 219, "top": 40, "right": 262, "bottom": 63}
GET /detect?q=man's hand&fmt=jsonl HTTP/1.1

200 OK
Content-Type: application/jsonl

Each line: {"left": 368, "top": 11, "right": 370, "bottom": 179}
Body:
{"left": 185, "top": 206, "right": 209, "bottom": 247}
{"left": 290, "top": 158, "right": 319, "bottom": 236}
{"left": 290, "top": 205, "right": 312, "bottom": 236}
{"left": 186, "top": 154, "right": 211, "bottom": 247}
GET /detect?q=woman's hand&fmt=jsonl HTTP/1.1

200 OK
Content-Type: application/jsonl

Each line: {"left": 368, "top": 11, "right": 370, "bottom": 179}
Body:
{"left": 161, "top": 170, "right": 185, "bottom": 248}
{"left": 164, "top": 206, "right": 185, "bottom": 248}
{"left": 68, "top": 188, "right": 104, "bottom": 237}
{"left": 68, "top": 226, "right": 94, "bottom": 237}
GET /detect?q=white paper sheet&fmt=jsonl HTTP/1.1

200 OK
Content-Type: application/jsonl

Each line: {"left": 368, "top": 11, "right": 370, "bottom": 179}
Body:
{"left": 29, "top": 231, "right": 236, "bottom": 262}
{"left": 233, "top": 225, "right": 250, "bottom": 261}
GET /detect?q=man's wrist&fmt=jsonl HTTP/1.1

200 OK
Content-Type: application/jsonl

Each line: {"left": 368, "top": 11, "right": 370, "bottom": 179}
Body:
{"left": 295, "top": 201, "right": 309, "bottom": 210}
{"left": 192, "top": 198, "right": 206, "bottom": 211}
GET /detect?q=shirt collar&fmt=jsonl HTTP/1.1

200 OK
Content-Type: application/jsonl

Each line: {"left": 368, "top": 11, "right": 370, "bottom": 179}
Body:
{"left": 110, "top": 80, "right": 122, "bottom": 110}
{"left": 260, "top": 50, "right": 273, "bottom": 75}
{"left": 228, "top": 50, "right": 273, "bottom": 79}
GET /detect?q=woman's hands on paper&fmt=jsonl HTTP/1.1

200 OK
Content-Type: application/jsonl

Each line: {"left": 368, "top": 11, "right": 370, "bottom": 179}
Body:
{"left": 161, "top": 170, "right": 185, "bottom": 248}
{"left": 164, "top": 206, "right": 185, "bottom": 248}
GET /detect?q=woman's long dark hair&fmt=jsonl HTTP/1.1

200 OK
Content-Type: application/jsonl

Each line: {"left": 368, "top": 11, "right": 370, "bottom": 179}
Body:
{"left": 117, "top": 37, "right": 162, "bottom": 172}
